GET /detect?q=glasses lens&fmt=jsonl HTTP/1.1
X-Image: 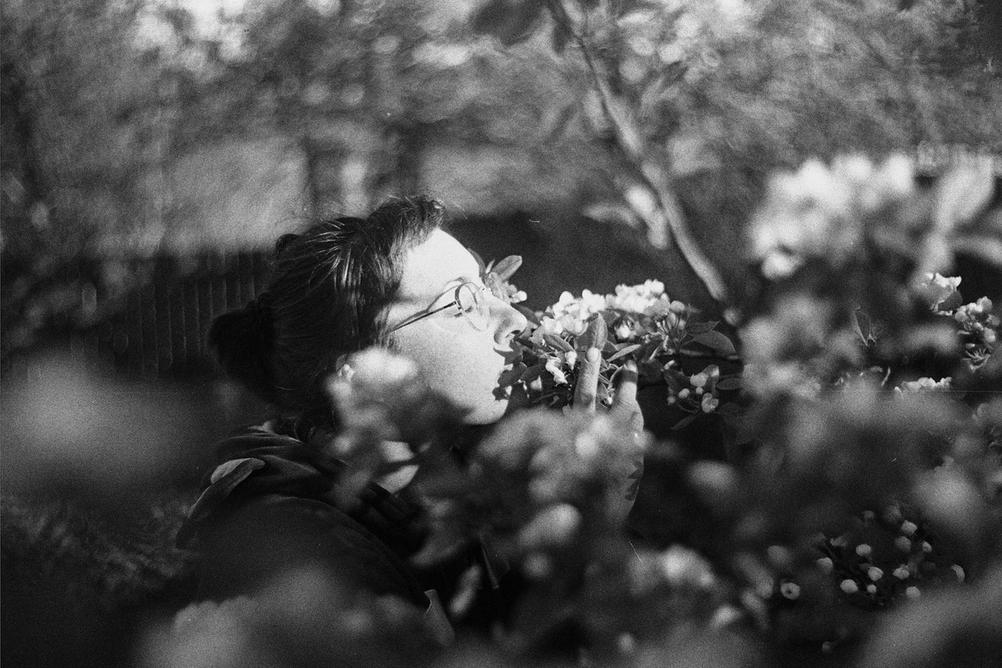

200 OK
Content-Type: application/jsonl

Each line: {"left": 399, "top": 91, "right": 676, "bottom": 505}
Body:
{"left": 457, "top": 283, "right": 489, "bottom": 330}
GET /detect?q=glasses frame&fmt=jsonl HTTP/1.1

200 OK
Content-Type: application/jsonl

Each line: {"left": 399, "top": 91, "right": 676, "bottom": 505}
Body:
{"left": 388, "top": 281, "right": 491, "bottom": 333}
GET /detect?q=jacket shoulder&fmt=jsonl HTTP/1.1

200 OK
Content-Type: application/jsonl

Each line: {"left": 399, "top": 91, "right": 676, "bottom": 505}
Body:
{"left": 195, "top": 492, "right": 427, "bottom": 607}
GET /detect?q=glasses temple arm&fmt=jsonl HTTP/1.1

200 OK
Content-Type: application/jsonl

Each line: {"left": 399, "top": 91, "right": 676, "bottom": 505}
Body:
{"left": 388, "top": 301, "right": 457, "bottom": 332}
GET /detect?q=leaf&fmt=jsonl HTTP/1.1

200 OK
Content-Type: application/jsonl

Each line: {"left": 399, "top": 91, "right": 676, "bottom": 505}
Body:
{"left": 520, "top": 364, "right": 544, "bottom": 382}
{"left": 716, "top": 377, "right": 742, "bottom": 391}
{"left": 517, "top": 304, "right": 541, "bottom": 325}
{"left": 472, "top": 0, "right": 544, "bottom": 46}
{"left": 685, "top": 320, "right": 719, "bottom": 335}
{"left": 691, "top": 331, "right": 736, "bottom": 356}
{"left": 576, "top": 314, "right": 608, "bottom": 352}
{"left": 608, "top": 343, "right": 642, "bottom": 362}
{"left": 497, "top": 362, "right": 527, "bottom": 387}
{"left": 490, "top": 255, "right": 522, "bottom": 280}
{"left": 671, "top": 414, "right": 698, "bottom": 431}
{"left": 544, "top": 333, "right": 574, "bottom": 352}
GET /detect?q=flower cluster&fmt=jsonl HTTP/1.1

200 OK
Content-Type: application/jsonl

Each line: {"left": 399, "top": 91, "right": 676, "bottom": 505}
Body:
{"left": 920, "top": 272, "right": 999, "bottom": 370}
{"left": 817, "top": 505, "right": 963, "bottom": 609}
{"left": 896, "top": 376, "right": 952, "bottom": 394}
{"left": 750, "top": 154, "right": 915, "bottom": 279}
{"left": 506, "top": 280, "right": 739, "bottom": 428}
{"left": 536, "top": 289, "right": 607, "bottom": 338}
{"left": 324, "top": 347, "right": 464, "bottom": 502}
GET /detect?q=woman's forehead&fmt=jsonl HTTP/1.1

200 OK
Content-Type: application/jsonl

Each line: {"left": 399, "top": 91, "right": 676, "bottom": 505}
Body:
{"left": 395, "top": 229, "right": 479, "bottom": 300}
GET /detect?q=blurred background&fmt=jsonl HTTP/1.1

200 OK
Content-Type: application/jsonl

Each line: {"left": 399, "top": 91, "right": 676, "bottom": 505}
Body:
{"left": 2, "top": 0, "right": 1001, "bottom": 665}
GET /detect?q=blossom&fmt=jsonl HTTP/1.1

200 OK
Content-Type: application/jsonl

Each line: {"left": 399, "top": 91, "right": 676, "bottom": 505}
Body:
{"left": 780, "top": 581, "right": 801, "bottom": 600}
{"left": 606, "top": 280, "right": 669, "bottom": 315}
{"left": 750, "top": 154, "right": 915, "bottom": 278}
{"left": 518, "top": 503, "right": 582, "bottom": 549}
{"left": 926, "top": 273, "right": 962, "bottom": 292}
{"left": 896, "top": 377, "right": 952, "bottom": 394}
{"left": 342, "top": 348, "right": 419, "bottom": 387}
{"left": 656, "top": 545, "right": 716, "bottom": 589}
{"left": 544, "top": 357, "right": 569, "bottom": 385}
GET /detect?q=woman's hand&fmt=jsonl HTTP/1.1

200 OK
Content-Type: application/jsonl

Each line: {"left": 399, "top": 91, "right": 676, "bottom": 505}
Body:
{"left": 573, "top": 348, "right": 643, "bottom": 431}
{"left": 574, "top": 348, "right": 645, "bottom": 520}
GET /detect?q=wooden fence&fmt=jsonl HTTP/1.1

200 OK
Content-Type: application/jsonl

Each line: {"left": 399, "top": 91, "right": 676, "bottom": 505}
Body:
{"left": 6, "top": 251, "right": 273, "bottom": 381}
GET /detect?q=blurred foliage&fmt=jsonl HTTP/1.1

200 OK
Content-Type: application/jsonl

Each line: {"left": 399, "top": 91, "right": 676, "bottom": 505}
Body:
{"left": 470, "top": 0, "right": 1002, "bottom": 301}
{"left": 1, "top": 0, "right": 177, "bottom": 360}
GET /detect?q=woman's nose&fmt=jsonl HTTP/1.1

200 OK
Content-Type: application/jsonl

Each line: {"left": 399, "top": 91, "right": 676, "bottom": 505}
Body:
{"left": 493, "top": 300, "right": 529, "bottom": 344}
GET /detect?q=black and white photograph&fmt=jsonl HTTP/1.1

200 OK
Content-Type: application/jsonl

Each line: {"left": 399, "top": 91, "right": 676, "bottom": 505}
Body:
{"left": 2, "top": 1, "right": 1001, "bottom": 665}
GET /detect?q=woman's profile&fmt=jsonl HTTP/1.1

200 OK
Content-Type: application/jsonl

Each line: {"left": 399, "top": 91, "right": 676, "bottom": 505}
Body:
{"left": 177, "top": 196, "right": 641, "bottom": 638}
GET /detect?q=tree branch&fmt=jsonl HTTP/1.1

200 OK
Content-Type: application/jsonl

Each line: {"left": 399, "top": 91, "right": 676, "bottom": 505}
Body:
{"left": 547, "top": 0, "right": 730, "bottom": 306}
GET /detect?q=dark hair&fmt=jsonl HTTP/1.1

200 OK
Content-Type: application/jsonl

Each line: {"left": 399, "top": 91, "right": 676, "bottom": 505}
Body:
{"left": 209, "top": 196, "right": 444, "bottom": 420}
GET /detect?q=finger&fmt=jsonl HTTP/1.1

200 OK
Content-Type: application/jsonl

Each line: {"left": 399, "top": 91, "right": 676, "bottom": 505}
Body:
{"left": 611, "top": 360, "right": 644, "bottom": 433}
{"left": 611, "top": 360, "right": 638, "bottom": 409}
{"left": 574, "top": 347, "right": 601, "bottom": 413}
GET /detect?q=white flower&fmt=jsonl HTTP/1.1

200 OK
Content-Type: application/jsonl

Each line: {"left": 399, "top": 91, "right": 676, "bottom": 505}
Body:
{"left": 606, "top": 280, "right": 670, "bottom": 315}
{"left": 548, "top": 289, "right": 606, "bottom": 336}
{"left": 545, "top": 358, "right": 569, "bottom": 385}
{"left": 926, "top": 272, "right": 962, "bottom": 292}
{"left": 658, "top": 545, "right": 716, "bottom": 588}
{"left": 779, "top": 581, "right": 801, "bottom": 600}
{"left": 897, "top": 377, "right": 952, "bottom": 393}
{"left": 518, "top": 504, "right": 581, "bottom": 548}
{"left": 690, "top": 372, "right": 709, "bottom": 388}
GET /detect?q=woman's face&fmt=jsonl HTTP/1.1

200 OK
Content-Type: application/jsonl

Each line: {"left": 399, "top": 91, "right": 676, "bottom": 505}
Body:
{"left": 386, "top": 229, "right": 528, "bottom": 424}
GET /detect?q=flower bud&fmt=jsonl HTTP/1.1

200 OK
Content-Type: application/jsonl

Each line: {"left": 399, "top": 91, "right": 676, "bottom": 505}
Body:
{"left": 840, "top": 579, "right": 859, "bottom": 594}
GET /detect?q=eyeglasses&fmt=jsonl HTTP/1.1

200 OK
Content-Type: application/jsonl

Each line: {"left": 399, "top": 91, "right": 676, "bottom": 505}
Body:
{"left": 388, "top": 281, "right": 491, "bottom": 332}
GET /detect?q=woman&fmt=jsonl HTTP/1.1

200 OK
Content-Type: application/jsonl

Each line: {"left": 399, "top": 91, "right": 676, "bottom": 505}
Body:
{"left": 178, "top": 196, "right": 641, "bottom": 635}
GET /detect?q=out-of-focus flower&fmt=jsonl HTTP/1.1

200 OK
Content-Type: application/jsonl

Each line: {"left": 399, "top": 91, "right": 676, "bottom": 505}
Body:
{"left": 629, "top": 545, "right": 717, "bottom": 593}
{"left": 518, "top": 503, "right": 582, "bottom": 549}
{"left": 750, "top": 154, "right": 916, "bottom": 279}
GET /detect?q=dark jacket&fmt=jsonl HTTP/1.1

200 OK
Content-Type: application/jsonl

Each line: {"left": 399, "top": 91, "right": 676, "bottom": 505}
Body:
{"left": 178, "top": 421, "right": 433, "bottom": 607}
{"left": 178, "top": 420, "right": 516, "bottom": 641}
